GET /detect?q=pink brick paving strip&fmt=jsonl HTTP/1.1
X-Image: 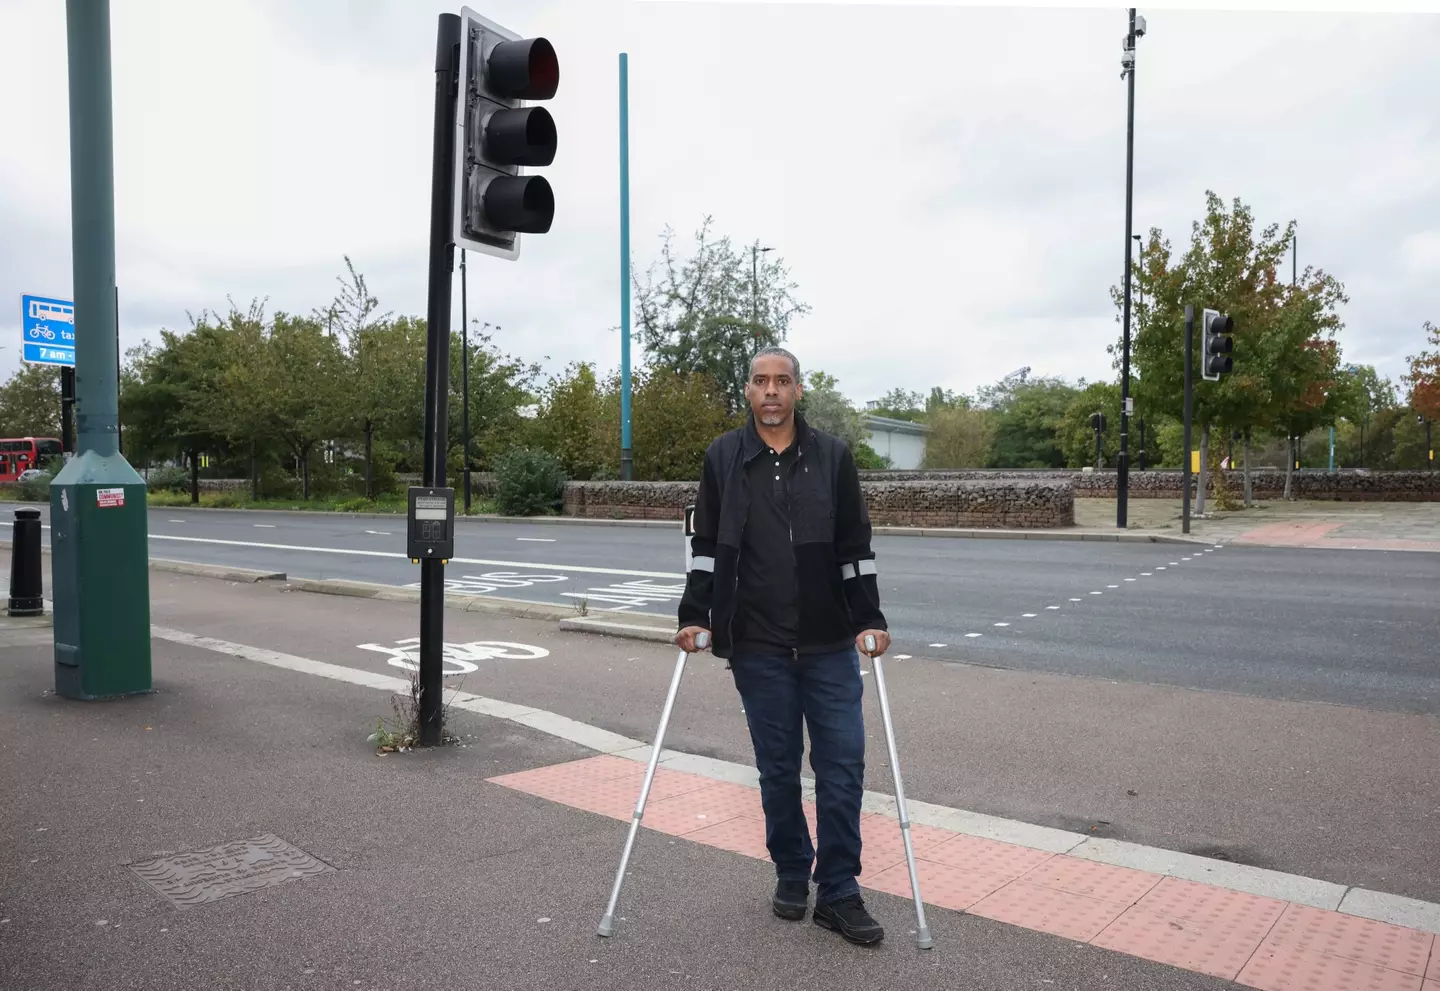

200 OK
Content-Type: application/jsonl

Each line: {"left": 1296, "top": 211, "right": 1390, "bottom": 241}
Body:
{"left": 488, "top": 756, "right": 1438, "bottom": 987}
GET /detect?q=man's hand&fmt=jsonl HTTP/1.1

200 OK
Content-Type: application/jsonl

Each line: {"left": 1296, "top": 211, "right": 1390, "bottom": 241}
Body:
{"left": 676, "top": 626, "right": 711, "bottom": 654}
{"left": 857, "top": 629, "right": 890, "bottom": 657}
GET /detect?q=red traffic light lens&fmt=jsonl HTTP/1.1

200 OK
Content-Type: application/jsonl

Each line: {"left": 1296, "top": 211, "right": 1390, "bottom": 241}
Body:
{"left": 487, "top": 38, "right": 559, "bottom": 101}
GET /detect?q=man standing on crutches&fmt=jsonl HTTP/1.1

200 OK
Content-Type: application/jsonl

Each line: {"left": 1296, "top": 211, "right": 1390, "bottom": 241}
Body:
{"left": 675, "top": 346, "right": 899, "bottom": 947}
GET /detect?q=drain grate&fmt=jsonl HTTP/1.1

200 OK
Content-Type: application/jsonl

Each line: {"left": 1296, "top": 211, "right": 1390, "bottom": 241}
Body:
{"left": 129, "top": 834, "right": 335, "bottom": 910}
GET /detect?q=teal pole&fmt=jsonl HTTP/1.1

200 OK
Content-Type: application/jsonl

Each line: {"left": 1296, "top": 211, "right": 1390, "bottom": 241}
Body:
{"left": 50, "top": 0, "right": 152, "bottom": 699}
{"left": 619, "top": 52, "right": 633, "bottom": 481}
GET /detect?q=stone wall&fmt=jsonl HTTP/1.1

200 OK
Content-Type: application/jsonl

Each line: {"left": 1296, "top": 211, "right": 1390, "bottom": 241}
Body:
{"left": 564, "top": 479, "right": 1074, "bottom": 529}
{"left": 858, "top": 469, "right": 1440, "bottom": 502}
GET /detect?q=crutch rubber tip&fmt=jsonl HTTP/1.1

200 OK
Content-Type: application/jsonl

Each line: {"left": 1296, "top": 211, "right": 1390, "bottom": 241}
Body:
{"left": 916, "top": 927, "right": 933, "bottom": 949}
{"left": 597, "top": 917, "right": 616, "bottom": 938}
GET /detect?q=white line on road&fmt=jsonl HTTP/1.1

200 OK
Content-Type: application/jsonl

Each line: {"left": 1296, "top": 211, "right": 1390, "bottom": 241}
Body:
{"left": 364, "top": 530, "right": 391, "bottom": 535}
{"left": 254, "top": 524, "right": 276, "bottom": 528}
{"left": 1021, "top": 613, "right": 1037, "bottom": 618}
{"left": 1124, "top": 578, "right": 1137, "bottom": 582}
{"left": 1045, "top": 606, "right": 1060, "bottom": 610}
{"left": 516, "top": 538, "right": 556, "bottom": 542}
{"left": 168, "top": 519, "right": 185, "bottom": 524}
{"left": 1069, "top": 598, "right": 1082, "bottom": 602}
{"left": 145, "top": 533, "right": 685, "bottom": 579}
{"left": 1107, "top": 584, "right": 1119, "bottom": 589}
{"left": 994, "top": 622, "right": 1010, "bottom": 627}
{"left": 964, "top": 633, "right": 983, "bottom": 638}
{"left": 929, "top": 642, "right": 948, "bottom": 647}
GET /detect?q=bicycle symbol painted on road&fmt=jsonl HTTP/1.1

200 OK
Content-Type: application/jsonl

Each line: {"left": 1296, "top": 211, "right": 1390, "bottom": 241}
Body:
{"left": 403, "top": 570, "right": 569, "bottom": 597}
{"left": 356, "top": 637, "right": 550, "bottom": 675}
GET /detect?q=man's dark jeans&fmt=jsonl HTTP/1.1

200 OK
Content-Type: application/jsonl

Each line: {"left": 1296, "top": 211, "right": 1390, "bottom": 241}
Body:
{"left": 729, "top": 646, "right": 865, "bottom": 905}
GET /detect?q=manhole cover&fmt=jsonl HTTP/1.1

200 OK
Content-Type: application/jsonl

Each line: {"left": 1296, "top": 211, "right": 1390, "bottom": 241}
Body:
{"left": 129, "top": 834, "right": 334, "bottom": 909}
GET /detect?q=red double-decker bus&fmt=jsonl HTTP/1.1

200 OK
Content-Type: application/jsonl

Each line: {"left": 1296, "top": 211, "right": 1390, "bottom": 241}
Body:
{"left": 0, "top": 437, "right": 63, "bottom": 482}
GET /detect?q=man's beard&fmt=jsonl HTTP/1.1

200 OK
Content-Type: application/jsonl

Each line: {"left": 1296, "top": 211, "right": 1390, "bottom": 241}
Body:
{"left": 759, "top": 410, "right": 786, "bottom": 426}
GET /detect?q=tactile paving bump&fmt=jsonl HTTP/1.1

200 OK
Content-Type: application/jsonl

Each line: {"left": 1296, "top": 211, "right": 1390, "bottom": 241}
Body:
{"left": 1236, "top": 903, "right": 1435, "bottom": 990}
{"left": 129, "top": 834, "right": 335, "bottom": 910}
{"left": 1092, "top": 876, "right": 1288, "bottom": 981}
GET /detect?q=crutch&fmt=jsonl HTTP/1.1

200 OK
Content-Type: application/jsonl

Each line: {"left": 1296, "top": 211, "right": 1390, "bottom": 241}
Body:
{"left": 597, "top": 630, "right": 707, "bottom": 938}
{"left": 866, "top": 634, "right": 933, "bottom": 950}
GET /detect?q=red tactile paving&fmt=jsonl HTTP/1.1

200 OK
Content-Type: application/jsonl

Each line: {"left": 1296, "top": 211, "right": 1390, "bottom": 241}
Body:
{"left": 489, "top": 754, "right": 1440, "bottom": 990}
{"left": 1092, "top": 876, "right": 1288, "bottom": 981}
{"left": 968, "top": 879, "right": 1141, "bottom": 943}
{"left": 1237, "top": 946, "right": 1424, "bottom": 991}
{"left": 685, "top": 815, "right": 771, "bottom": 859}
{"left": 1018, "top": 854, "right": 1164, "bottom": 905}
{"left": 923, "top": 832, "right": 1056, "bottom": 878}
{"left": 866, "top": 857, "right": 1015, "bottom": 913}
{"left": 640, "top": 781, "right": 764, "bottom": 836}
{"left": 1243, "top": 904, "right": 1434, "bottom": 979}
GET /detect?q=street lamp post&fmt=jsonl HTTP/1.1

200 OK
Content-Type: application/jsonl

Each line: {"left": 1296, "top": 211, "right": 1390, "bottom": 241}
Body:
{"left": 1116, "top": 9, "right": 1145, "bottom": 530}
{"left": 752, "top": 243, "right": 773, "bottom": 347}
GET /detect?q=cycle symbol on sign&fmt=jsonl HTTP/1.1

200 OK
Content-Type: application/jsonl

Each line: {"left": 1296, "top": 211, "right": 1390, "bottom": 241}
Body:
{"left": 356, "top": 637, "right": 550, "bottom": 675}
{"left": 28, "top": 326, "right": 56, "bottom": 341}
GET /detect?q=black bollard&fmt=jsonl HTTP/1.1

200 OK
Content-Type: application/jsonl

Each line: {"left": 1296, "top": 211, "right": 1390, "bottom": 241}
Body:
{"left": 8, "top": 508, "right": 44, "bottom": 616}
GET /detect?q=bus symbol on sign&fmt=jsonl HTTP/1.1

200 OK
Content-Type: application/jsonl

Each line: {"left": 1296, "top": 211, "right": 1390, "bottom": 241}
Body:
{"left": 20, "top": 293, "right": 76, "bottom": 368}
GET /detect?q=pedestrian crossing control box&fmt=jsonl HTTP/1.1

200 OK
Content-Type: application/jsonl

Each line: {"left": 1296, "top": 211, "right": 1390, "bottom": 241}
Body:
{"left": 407, "top": 487, "right": 455, "bottom": 564}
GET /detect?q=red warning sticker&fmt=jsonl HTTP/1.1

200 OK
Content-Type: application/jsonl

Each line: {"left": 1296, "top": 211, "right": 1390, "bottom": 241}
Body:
{"left": 96, "top": 488, "right": 125, "bottom": 508}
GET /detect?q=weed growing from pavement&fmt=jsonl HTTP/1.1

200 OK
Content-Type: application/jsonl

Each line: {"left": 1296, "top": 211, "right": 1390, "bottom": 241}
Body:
{"left": 367, "top": 671, "right": 464, "bottom": 754}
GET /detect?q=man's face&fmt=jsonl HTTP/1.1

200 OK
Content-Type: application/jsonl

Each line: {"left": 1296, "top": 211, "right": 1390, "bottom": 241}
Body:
{"left": 746, "top": 354, "right": 802, "bottom": 427}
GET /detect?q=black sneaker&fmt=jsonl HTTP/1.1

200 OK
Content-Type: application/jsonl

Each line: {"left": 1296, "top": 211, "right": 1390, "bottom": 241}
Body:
{"left": 813, "top": 894, "right": 885, "bottom": 945}
{"left": 772, "top": 879, "right": 810, "bottom": 921}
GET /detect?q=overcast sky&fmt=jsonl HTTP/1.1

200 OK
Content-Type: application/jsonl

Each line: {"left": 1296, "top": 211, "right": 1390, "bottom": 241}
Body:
{"left": 1, "top": 0, "right": 1437, "bottom": 406}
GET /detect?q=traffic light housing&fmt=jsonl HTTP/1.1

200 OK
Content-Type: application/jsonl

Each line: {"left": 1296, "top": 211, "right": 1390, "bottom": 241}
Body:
{"left": 454, "top": 8, "right": 559, "bottom": 261}
{"left": 1201, "top": 309, "right": 1234, "bottom": 381}
{"left": 1089, "top": 412, "right": 1107, "bottom": 433}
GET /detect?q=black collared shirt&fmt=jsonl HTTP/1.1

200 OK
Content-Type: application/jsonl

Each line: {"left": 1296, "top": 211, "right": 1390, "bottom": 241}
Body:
{"left": 735, "top": 439, "right": 800, "bottom": 654}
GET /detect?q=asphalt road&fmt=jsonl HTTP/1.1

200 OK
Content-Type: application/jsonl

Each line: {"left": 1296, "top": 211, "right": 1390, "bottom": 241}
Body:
{"left": 23, "top": 505, "right": 1440, "bottom": 714}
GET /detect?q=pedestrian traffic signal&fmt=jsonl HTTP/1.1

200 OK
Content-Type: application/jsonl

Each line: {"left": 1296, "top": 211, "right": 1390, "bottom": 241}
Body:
{"left": 454, "top": 8, "right": 559, "bottom": 261}
{"left": 1201, "top": 309, "right": 1234, "bottom": 381}
{"left": 1089, "top": 412, "right": 1107, "bottom": 432}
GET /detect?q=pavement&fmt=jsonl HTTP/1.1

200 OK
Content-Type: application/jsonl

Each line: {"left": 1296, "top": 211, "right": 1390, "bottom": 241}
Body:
{"left": 7, "top": 505, "right": 1440, "bottom": 715}
{"left": 3, "top": 567, "right": 1438, "bottom": 990}
{"left": 1076, "top": 498, "right": 1440, "bottom": 552}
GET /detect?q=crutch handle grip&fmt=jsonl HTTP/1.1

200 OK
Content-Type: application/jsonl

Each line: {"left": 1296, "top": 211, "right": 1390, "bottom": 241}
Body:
{"left": 694, "top": 630, "right": 710, "bottom": 651}
{"left": 863, "top": 634, "right": 877, "bottom": 654}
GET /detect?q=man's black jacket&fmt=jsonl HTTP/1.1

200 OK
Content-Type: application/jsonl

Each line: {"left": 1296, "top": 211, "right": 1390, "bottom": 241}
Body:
{"left": 677, "top": 412, "right": 887, "bottom": 659}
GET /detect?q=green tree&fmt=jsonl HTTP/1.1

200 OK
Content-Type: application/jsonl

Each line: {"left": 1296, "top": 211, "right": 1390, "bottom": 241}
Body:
{"left": 634, "top": 217, "right": 810, "bottom": 413}
{"left": 205, "top": 310, "right": 350, "bottom": 499}
{"left": 626, "top": 368, "right": 738, "bottom": 481}
{"left": 1060, "top": 381, "right": 1121, "bottom": 469}
{"left": 530, "top": 362, "right": 613, "bottom": 480}
{"left": 0, "top": 365, "right": 61, "bottom": 438}
{"left": 120, "top": 314, "right": 234, "bottom": 499}
{"left": 1117, "top": 192, "right": 1347, "bottom": 507}
{"left": 923, "top": 406, "right": 996, "bottom": 469}
{"left": 872, "top": 388, "right": 926, "bottom": 422}
{"left": 1333, "top": 364, "right": 1398, "bottom": 468}
{"left": 1405, "top": 320, "right": 1440, "bottom": 422}
{"left": 974, "top": 369, "right": 1076, "bottom": 468}
{"left": 448, "top": 324, "right": 541, "bottom": 472}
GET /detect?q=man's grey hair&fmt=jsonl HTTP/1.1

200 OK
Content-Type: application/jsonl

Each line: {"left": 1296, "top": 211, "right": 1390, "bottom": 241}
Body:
{"left": 751, "top": 346, "right": 802, "bottom": 382}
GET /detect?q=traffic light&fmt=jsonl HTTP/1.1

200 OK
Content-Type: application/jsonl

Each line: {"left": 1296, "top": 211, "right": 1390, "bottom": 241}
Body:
{"left": 1201, "top": 309, "right": 1234, "bottom": 381}
{"left": 454, "top": 8, "right": 560, "bottom": 261}
{"left": 1089, "top": 412, "right": 1107, "bottom": 433}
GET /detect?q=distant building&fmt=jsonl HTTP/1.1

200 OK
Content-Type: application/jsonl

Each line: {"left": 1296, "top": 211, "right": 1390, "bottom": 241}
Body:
{"left": 863, "top": 414, "right": 927, "bottom": 470}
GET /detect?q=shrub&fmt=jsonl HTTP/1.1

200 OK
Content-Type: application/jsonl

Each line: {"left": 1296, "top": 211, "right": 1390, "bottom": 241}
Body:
{"left": 493, "top": 447, "right": 566, "bottom": 517}
{"left": 17, "top": 473, "right": 53, "bottom": 502}
{"left": 145, "top": 465, "right": 191, "bottom": 493}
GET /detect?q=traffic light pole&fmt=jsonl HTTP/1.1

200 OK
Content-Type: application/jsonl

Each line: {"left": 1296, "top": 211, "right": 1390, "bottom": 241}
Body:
{"left": 418, "top": 12, "right": 461, "bottom": 747}
{"left": 461, "top": 249, "right": 471, "bottom": 514}
{"left": 1116, "top": 7, "right": 1137, "bottom": 530}
{"left": 1182, "top": 305, "right": 1194, "bottom": 535}
{"left": 618, "top": 52, "right": 633, "bottom": 481}
{"left": 50, "top": 0, "right": 151, "bottom": 700}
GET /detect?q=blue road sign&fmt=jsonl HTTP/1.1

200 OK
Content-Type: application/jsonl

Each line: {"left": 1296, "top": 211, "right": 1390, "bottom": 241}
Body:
{"left": 21, "top": 293, "right": 76, "bottom": 366}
